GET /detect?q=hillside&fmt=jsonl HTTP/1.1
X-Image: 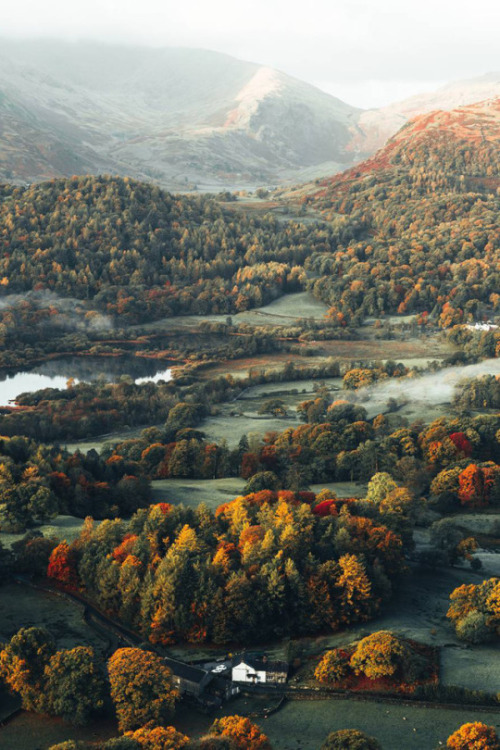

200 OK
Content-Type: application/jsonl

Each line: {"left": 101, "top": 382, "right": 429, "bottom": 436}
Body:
{"left": 0, "top": 175, "right": 336, "bottom": 323}
{"left": 353, "top": 72, "right": 500, "bottom": 155}
{"left": 0, "top": 40, "right": 361, "bottom": 189}
{"left": 297, "top": 98, "right": 500, "bottom": 326}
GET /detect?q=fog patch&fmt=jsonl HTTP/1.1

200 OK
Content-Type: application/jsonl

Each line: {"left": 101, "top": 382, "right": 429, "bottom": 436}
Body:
{"left": 353, "top": 359, "right": 500, "bottom": 417}
{"left": 0, "top": 290, "right": 113, "bottom": 331}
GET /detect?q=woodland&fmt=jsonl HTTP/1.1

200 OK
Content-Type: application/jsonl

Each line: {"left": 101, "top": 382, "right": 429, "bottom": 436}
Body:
{"left": 1, "top": 102, "right": 500, "bottom": 749}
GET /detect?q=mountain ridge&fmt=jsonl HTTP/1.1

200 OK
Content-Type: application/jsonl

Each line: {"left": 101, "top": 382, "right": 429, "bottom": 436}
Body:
{"left": 0, "top": 40, "right": 361, "bottom": 189}
{"left": 1, "top": 39, "right": 499, "bottom": 190}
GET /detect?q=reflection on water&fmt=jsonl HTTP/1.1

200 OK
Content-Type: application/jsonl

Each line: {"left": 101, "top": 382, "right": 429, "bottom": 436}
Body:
{"left": 0, "top": 356, "right": 173, "bottom": 406}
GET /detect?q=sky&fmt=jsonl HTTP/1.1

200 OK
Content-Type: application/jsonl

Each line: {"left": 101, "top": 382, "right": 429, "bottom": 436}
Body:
{"left": 2, "top": 0, "right": 500, "bottom": 108}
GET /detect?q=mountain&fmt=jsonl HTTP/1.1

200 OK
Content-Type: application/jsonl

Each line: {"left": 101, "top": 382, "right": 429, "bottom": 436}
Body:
{"left": 0, "top": 39, "right": 361, "bottom": 190}
{"left": 352, "top": 73, "right": 500, "bottom": 155}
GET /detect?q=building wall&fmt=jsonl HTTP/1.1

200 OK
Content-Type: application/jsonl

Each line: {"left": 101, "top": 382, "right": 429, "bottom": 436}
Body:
{"left": 266, "top": 670, "right": 287, "bottom": 683}
{"left": 232, "top": 663, "right": 267, "bottom": 683}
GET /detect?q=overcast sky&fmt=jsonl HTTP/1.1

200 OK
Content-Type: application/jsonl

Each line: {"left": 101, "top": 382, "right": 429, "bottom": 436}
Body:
{"left": 2, "top": 0, "right": 499, "bottom": 107}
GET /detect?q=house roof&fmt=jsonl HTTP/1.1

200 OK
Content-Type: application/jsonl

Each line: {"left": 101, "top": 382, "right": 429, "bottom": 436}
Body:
{"left": 164, "top": 657, "right": 211, "bottom": 684}
{"left": 232, "top": 653, "right": 288, "bottom": 675}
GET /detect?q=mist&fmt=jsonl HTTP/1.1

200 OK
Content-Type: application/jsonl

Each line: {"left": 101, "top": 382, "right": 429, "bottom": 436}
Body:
{"left": 2, "top": 0, "right": 499, "bottom": 108}
{"left": 0, "top": 291, "right": 113, "bottom": 332}
{"left": 356, "top": 359, "right": 500, "bottom": 415}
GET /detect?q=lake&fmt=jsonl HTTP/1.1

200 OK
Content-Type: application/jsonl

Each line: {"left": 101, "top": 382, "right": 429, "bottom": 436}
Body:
{"left": 0, "top": 356, "right": 173, "bottom": 406}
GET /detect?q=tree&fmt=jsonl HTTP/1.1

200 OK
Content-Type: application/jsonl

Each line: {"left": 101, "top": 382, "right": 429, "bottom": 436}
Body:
{"left": 47, "top": 540, "right": 79, "bottom": 586}
{"left": 0, "top": 626, "right": 55, "bottom": 711}
{"left": 455, "top": 611, "right": 493, "bottom": 644}
{"left": 365, "top": 473, "right": 398, "bottom": 505}
{"left": 446, "top": 722, "right": 500, "bottom": 749}
{"left": 189, "top": 739, "right": 238, "bottom": 750}
{"left": 209, "top": 716, "right": 271, "bottom": 750}
{"left": 320, "top": 729, "right": 382, "bottom": 750}
{"left": 107, "top": 648, "right": 178, "bottom": 732}
{"left": 44, "top": 646, "right": 106, "bottom": 724}
{"left": 349, "top": 631, "right": 410, "bottom": 680}
{"left": 125, "top": 722, "right": 189, "bottom": 749}
{"left": 258, "top": 399, "right": 287, "bottom": 417}
{"left": 244, "top": 471, "right": 279, "bottom": 494}
{"left": 337, "top": 554, "right": 374, "bottom": 623}
{"left": 314, "top": 649, "right": 350, "bottom": 684}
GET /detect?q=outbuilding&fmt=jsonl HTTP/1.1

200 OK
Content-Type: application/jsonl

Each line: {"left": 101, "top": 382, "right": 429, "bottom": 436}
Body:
{"left": 164, "top": 656, "right": 214, "bottom": 698}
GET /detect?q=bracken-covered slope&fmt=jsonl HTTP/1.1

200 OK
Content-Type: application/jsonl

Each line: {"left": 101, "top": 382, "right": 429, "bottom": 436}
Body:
{"left": 298, "top": 98, "right": 500, "bottom": 326}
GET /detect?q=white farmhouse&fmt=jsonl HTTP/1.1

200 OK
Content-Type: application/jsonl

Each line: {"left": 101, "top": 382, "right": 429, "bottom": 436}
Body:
{"left": 231, "top": 654, "right": 288, "bottom": 684}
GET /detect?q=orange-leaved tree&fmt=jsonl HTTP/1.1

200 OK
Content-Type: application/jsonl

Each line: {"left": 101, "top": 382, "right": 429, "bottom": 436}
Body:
{"left": 125, "top": 721, "right": 190, "bottom": 749}
{"left": 446, "top": 722, "right": 500, "bottom": 749}
{"left": 349, "top": 631, "right": 410, "bottom": 680}
{"left": 314, "top": 649, "right": 350, "bottom": 684}
{"left": 209, "top": 715, "right": 272, "bottom": 750}
{"left": 47, "top": 541, "right": 78, "bottom": 587}
{"left": 107, "top": 648, "right": 178, "bottom": 732}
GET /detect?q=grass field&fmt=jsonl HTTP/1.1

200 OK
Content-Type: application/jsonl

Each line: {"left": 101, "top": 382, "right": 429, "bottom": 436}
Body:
{"left": 6, "top": 695, "right": 500, "bottom": 750}
{"left": 0, "top": 713, "right": 117, "bottom": 750}
{"left": 138, "top": 292, "right": 330, "bottom": 331}
{"left": 0, "top": 583, "right": 108, "bottom": 653}
{"left": 248, "top": 697, "right": 500, "bottom": 750}
{"left": 0, "top": 515, "right": 88, "bottom": 549}
{"left": 173, "top": 694, "right": 500, "bottom": 750}
{"left": 151, "top": 477, "right": 247, "bottom": 509}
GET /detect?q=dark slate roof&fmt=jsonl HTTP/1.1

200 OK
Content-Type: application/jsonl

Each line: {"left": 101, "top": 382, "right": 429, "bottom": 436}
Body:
{"left": 232, "top": 653, "right": 288, "bottom": 674}
{"left": 164, "top": 657, "right": 210, "bottom": 684}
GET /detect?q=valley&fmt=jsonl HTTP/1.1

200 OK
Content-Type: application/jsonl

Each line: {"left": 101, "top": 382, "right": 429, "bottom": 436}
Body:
{"left": 0, "top": 69, "right": 499, "bottom": 750}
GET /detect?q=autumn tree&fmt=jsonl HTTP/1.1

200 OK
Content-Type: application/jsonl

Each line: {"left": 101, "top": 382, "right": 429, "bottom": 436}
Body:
{"left": 107, "top": 648, "right": 178, "bottom": 732}
{"left": 349, "top": 631, "right": 410, "bottom": 680}
{"left": 47, "top": 540, "right": 79, "bottom": 586}
{"left": 314, "top": 649, "right": 350, "bottom": 684}
{"left": 320, "top": 729, "right": 382, "bottom": 750}
{"left": 447, "top": 578, "right": 500, "bottom": 643}
{"left": 0, "top": 626, "right": 55, "bottom": 711}
{"left": 365, "top": 473, "right": 398, "bottom": 506}
{"left": 124, "top": 722, "right": 189, "bottom": 749}
{"left": 209, "top": 716, "right": 271, "bottom": 750}
{"left": 446, "top": 722, "right": 500, "bottom": 750}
